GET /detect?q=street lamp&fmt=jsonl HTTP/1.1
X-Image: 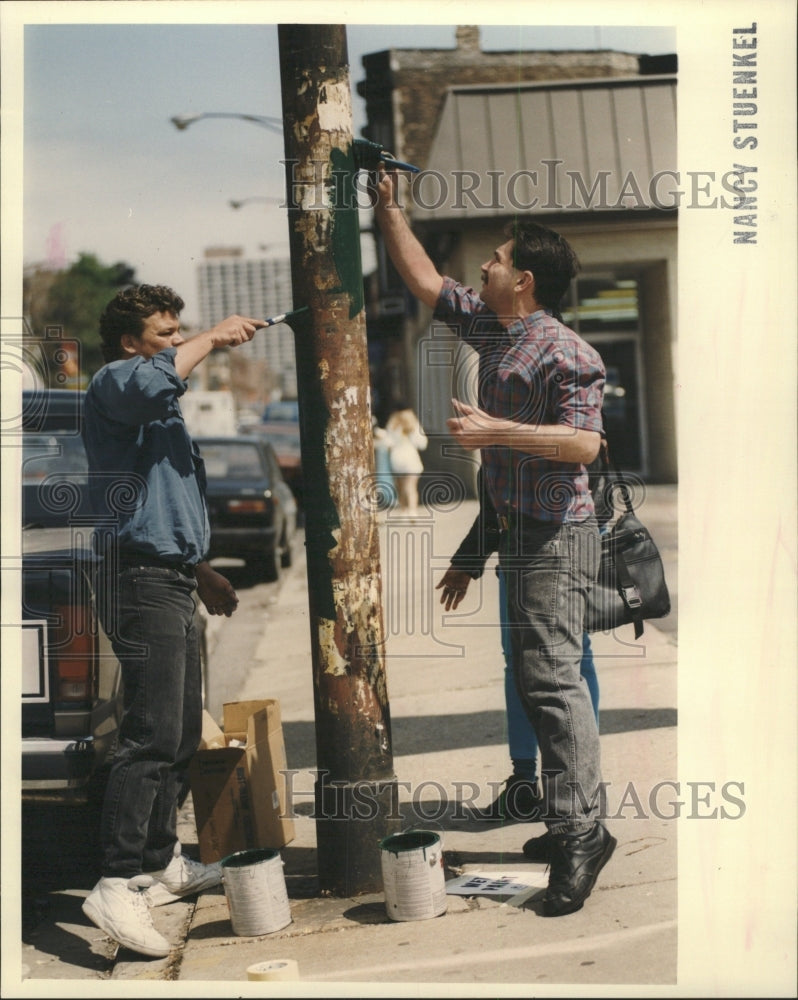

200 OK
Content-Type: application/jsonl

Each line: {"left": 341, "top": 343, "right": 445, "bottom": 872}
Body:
{"left": 170, "top": 112, "right": 283, "bottom": 134}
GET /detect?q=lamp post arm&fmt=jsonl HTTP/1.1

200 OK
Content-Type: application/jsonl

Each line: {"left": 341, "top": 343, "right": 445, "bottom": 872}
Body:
{"left": 170, "top": 112, "right": 283, "bottom": 133}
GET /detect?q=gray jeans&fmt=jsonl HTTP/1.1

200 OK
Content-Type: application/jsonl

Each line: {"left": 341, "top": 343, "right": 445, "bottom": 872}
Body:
{"left": 96, "top": 564, "right": 202, "bottom": 877}
{"left": 500, "top": 515, "right": 601, "bottom": 834}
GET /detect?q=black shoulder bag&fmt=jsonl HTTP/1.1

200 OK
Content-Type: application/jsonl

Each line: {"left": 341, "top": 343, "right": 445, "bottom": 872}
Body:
{"left": 585, "top": 449, "right": 671, "bottom": 639}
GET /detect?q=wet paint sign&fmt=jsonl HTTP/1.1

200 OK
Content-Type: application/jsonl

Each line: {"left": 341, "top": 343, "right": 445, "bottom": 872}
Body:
{"left": 445, "top": 871, "right": 549, "bottom": 898}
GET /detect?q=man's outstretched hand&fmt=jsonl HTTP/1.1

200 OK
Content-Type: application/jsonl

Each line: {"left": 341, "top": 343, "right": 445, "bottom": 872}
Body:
{"left": 195, "top": 562, "right": 239, "bottom": 617}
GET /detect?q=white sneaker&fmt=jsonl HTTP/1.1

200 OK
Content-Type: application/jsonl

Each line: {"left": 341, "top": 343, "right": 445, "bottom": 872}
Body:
{"left": 143, "top": 843, "right": 223, "bottom": 907}
{"left": 82, "top": 877, "right": 172, "bottom": 958}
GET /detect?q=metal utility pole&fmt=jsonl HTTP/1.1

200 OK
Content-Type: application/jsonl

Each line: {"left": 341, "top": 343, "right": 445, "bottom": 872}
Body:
{"left": 278, "top": 24, "right": 400, "bottom": 895}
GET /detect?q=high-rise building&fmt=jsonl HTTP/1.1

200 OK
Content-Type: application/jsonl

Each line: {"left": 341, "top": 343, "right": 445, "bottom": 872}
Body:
{"left": 196, "top": 247, "right": 296, "bottom": 396}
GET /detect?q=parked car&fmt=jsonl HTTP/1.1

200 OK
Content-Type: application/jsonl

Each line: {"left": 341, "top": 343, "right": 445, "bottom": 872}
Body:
{"left": 246, "top": 421, "right": 304, "bottom": 509}
{"left": 241, "top": 414, "right": 304, "bottom": 509}
{"left": 20, "top": 389, "right": 210, "bottom": 799}
{"left": 195, "top": 435, "right": 297, "bottom": 581}
{"left": 261, "top": 399, "right": 299, "bottom": 423}
{"left": 21, "top": 389, "right": 122, "bottom": 798}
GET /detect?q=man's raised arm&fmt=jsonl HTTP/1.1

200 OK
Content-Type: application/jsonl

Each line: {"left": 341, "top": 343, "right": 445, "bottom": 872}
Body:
{"left": 371, "top": 168, "right": 444, "bottom": 309}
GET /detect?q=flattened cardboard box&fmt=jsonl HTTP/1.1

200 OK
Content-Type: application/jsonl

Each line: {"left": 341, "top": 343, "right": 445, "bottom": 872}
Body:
{"left": 189, "top": 699, "right": 295, "bottom": 863}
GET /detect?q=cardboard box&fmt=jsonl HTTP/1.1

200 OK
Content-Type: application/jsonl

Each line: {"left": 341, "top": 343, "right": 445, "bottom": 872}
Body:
{"left": 198, "top": 709, "right": 226, "bottom": 750}
{"left": 188, "top": 699, "right": 295, "bottom": 863}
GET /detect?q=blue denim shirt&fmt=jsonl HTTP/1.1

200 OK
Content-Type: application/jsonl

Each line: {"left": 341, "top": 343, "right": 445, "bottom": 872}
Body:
{"left": 82, "top": 347, "right": 210, "bottom": 564}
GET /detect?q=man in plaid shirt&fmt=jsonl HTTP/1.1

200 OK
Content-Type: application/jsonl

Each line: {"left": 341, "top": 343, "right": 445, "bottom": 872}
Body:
{"left": 373, "top": 168, "right": 615, "bottom": 917}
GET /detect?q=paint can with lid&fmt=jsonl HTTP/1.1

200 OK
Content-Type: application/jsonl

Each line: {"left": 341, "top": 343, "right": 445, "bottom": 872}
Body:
{"left": 221, "top": 848, "right": 291, "bottom": 937}
{"left": 379, "top": 830, "right": 447, "bottom": 922}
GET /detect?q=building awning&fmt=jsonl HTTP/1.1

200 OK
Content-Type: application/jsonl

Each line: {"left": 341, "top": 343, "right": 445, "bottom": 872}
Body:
{"left": 410, "top": 76, "right": 677, "bottom": 220}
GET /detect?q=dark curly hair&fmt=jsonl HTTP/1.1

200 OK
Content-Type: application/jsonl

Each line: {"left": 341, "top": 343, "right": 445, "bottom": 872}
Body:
{"left": 504, "top": 220, "right": 579, "bottom": 320}
{"left": 99, "top": 284, "right": 185, "bottom": 363}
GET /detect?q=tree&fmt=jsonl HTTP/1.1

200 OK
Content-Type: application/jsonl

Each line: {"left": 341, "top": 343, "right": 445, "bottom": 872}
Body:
{"left": 24, "top": 253, "right": 136, "bottom": 384}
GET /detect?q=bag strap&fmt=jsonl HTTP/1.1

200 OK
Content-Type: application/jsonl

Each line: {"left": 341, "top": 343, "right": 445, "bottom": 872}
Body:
{"left": 614, "top": 544, "right": 646, "bottom": 639}
{"left": 599, "top": 437, "right": 645, "bottom": 637}
{"left": 595, "top": 436, "right": 636, "bottom": 519}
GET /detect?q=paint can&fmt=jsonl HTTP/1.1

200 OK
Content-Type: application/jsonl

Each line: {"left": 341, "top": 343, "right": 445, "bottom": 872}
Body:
{"left": 379, "top": 830, "right": 447, "bottom": 922}
{"left": 221, "top": 848, "right": 292, "bottom": 937}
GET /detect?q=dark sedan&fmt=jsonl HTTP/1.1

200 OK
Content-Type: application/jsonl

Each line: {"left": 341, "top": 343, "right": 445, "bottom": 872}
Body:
{"left": 241, "top": 419, "right": 304, "bottom": 511}
{"left": 21, "top": 389, "right": 123, "bottom": 798}
{"left": 195, "top": 436, "right": 297, "bottom": 582}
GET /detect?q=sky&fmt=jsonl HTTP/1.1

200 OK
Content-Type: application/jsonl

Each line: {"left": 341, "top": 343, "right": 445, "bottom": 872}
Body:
{"left": 15, "top": 9, "right": 676, "bottom": 327}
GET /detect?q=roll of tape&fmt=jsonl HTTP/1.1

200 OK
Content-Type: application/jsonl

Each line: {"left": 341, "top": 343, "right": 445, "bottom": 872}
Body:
{"left": 247, "top": 959, "right": 300, "bottom": 982}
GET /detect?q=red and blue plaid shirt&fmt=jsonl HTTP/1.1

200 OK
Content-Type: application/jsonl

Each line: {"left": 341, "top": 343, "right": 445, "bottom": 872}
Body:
{"left": 434, "top": 277, "right": 605, "bottom": 524}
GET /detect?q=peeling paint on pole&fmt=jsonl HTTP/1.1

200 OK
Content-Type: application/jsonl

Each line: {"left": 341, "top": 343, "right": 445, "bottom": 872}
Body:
{"left": 278, "top": 24, "right": 400, "bottom": 895}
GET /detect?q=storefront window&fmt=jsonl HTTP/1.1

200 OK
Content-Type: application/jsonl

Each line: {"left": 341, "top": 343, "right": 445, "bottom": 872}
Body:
{"left": 563, "top": 274, "right": 645, "bottom": 472}
{"left": 561, "top": 276, "right": 639, "bottom": 332}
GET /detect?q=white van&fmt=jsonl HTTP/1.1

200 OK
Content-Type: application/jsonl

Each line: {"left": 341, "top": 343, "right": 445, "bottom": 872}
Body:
{"left": 180, "top": 390, "right": 237, "bottom": 438}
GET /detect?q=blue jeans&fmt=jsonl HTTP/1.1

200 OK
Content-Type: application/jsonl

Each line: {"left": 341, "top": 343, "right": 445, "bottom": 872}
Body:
{"left": 96, "top": 565, "right": 202, "bottom": 878}
{"left": 500, "top": 516, "right": 602, "bottom": 834}
{"left": 501, "top": 566, "right": 599, "bottom": 771}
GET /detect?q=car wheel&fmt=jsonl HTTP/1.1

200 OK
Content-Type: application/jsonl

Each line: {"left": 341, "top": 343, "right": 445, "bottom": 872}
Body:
{"left": 252, "top": 545, "right": 280, "bottom": 583}
{"left": 280, "top": 532, "right": 293, "bottom": 568}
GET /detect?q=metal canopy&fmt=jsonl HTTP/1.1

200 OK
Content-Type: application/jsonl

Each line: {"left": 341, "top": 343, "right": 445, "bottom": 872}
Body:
{"left": 412, "top": 76, "right": 677, "bottom": 219}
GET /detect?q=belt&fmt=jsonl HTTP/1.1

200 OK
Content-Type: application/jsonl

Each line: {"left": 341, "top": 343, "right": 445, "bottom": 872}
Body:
{"left": 496, "top": 512, "right": 558, "bottom": 532}
{"left": 117, "top": 554, "right": 196, "bottom": 575}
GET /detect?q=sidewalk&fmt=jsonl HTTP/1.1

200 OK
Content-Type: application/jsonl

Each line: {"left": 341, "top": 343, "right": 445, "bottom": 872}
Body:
{"left": 125, "top": 489, "right": 679, "bottom": 989}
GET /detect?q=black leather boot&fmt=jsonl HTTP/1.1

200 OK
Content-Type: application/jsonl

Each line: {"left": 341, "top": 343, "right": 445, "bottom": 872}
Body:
{"left": 521, "top": 830, "right": 553, "bottom": 862}
{"left": 543, "top": 822, "right": 616, "bottom": 917}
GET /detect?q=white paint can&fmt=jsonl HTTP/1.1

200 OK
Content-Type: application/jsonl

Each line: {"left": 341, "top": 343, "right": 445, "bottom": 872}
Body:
{"left": 221, "top": 848, "right": 292, "bottom": 937}
{"left": 379, "top": 830, "right": 447, "bottom": 922}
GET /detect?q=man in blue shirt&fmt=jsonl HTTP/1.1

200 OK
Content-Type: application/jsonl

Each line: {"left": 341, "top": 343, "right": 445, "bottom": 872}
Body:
{"left": 81, "top": 284, "right": 266, "bottom": 957}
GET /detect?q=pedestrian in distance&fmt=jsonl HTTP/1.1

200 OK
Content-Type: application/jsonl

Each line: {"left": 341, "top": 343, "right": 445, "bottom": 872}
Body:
{"left": 384, "top": 404, "right": 428, "bottom": 516}
{"left": 437, "top": 474, "right": 600, "bottom": 829}
{"left": 81, "top": 284, "right": 268, "bottom": 957}
{"left": 372, "top": 167, "right": 615, "bottom": 917}
{"left": 372, "top": 415, "right": 397, "bottom": 509}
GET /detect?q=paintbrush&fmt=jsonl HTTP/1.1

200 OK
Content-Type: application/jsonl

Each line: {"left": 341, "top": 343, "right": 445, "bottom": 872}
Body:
{"left": 261, "top": 306, "right": 309, "bottom": 327}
